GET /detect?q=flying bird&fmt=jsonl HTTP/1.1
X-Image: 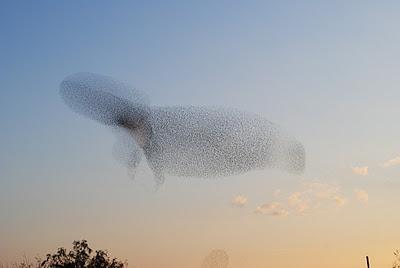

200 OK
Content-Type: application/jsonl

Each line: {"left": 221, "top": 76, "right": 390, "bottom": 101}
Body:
{"left": 60, "top": 72, "right": 305, "bottom": 186}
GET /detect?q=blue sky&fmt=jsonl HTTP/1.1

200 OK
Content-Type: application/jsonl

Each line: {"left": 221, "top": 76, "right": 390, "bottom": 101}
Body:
{"left": 2, "top": 1, "right": 400, "bottom": 267}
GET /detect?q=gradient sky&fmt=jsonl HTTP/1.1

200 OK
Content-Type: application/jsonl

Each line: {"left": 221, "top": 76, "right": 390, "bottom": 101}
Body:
{"left": 2, "top": 1, "right": 400, "bottom": 267}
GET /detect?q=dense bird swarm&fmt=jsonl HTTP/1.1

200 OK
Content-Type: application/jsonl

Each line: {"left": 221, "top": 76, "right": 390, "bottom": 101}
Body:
{"left": 60, "top": 73, "right": 305, "bottom": 186}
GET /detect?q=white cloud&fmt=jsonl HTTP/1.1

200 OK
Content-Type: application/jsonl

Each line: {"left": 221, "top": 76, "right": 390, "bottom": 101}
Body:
{"left": 333, "top": 195, "right": 347, "bottom": 207}
{"left": 287, "top": 191, "right": 309, "bottom": 214}
{"left": 354, "top": 189, "right": 369, "bottom": 204}
{"left": 255, "top": 202, "right": 288, "bottom": 217}
{"left": 255, "top": 181, "right": 347, "bottom": 216}
{"left": 352, "top": 166, "right": 368, "bottom": 176}
{"left": 382, "top": 156, "right": 400, "bottom": 168}
{"left": 256, "top": 181, "right": 348, "bottom": 217}
{"left": 231, "top": 195, "right": 248, "bottom": 207}
{"left": 286, "top": 182, "right": 346, "bottom": 213}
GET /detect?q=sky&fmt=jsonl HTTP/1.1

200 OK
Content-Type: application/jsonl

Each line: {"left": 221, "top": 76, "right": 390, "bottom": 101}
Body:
{"left": 1, "top": 1, "right": 400, "bottom": 267}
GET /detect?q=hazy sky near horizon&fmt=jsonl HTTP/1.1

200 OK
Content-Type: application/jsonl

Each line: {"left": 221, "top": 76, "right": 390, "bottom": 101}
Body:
{"left": 2, "top": 1, "right": 400, "bottom": 267}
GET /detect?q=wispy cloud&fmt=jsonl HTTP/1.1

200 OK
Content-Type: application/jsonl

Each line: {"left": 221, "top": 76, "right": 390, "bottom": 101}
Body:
{"left": 290, "top": 181, "right": 347, "bottom": 213}
{"left": 255, "top": 202, "right": 288, "bottom": 217}
{"left": 287, "top": 191, "right": 309, "bottom": 214}
{"left": 231, "top": 195, "right": 248, "bottom": 207}
{"left": 382, "top": 156, "right": 400, "bottom": 168}
{"left": 354, "top": 189, "right": 369, "bottom": 204}
{"left": 352, "top": 166, "right": 368, "bottom": 176}
{"left": 333, "top": 195, "right": 347, "bottom": 207}
{"left": 256, "top": 181, "right": 347, "bottom": 217}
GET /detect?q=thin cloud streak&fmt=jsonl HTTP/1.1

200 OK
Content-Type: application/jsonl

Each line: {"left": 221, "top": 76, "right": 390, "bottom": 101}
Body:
{"left": 256, "top": 181, "right": 348, "bottom": 217}
{"left": 255, "top": 202, "right": 289, "bottom": 217}
{"left": 382, "top": 156, "right": 400, "bottom": 168}
{"left": 351, "top": 166, "right": 368, "bottom": 176}
{"left": 231, "top": 195, "right": 248, "bottom": 207}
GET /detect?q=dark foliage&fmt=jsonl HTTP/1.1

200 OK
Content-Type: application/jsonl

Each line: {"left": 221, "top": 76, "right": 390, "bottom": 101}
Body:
{"left": 30, "top": 240, "right": 126, "bottom": 268}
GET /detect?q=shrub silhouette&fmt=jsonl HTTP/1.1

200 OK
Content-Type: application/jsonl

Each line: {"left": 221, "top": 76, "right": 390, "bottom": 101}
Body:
{"left": 39, "top": 240, "right": 126, "bottom": 268}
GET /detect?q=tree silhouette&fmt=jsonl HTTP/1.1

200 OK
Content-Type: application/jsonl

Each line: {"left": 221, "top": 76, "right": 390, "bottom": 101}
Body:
{"left": 40, "top": 240, "right": 126, "bottom": 268}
